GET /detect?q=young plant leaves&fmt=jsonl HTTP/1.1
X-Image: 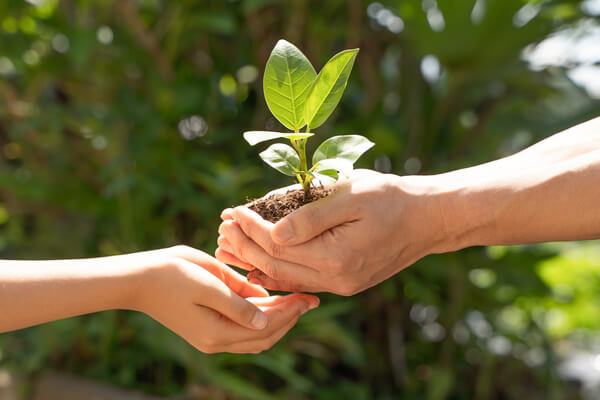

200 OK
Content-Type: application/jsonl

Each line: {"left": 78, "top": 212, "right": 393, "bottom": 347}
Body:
{"left": 309, "top": 170, "right": 338, "bottom": 185}
{"left": 263, "top": 40, "right": 317, "bottom": 131}
{"left": 313, "top": 135, "right": 374, "bottom": 165}
{"left": 243, "top": 131, "right": 314, "bottom": 146}
{"left": 313, "top": 158, "right": 354, "bottom": 177}
{"left": 304, "top": 49, "right": 359, "bottom": 130}
{"left": 259, "top": 143, "right": 301, "bottom": 176}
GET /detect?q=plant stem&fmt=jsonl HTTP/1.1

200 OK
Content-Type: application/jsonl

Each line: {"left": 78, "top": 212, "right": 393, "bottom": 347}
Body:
{"left": 292, "top": 138, "right": 310, "bottom": 193}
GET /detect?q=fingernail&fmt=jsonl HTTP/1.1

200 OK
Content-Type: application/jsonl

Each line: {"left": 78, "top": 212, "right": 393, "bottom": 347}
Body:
{"left": 274, "top": 219, "right": 294, "bottom": 243}
{"left": 251, "top": 310, "right": 268, "bottom": 329}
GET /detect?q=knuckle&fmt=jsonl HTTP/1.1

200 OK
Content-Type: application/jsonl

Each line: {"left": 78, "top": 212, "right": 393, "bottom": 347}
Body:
{"left": 165, "top": 256, "right": 186, "bottom": 271}
{"left": 200, "top": 345, "right": 217, "bottom": 354}
{"left": 259, "top": 259, "right": 280, "bottom": 280}
{"left": 170, "top": 244, "right": 191, "bottom": 254}
{"left": 265, "top": 241, "right": 284, "bottom": 258}
{"left": 200, "top": 330, "right": 224, "bottom": 348}
{"left": 336, "top": 278, "right": 360, "bottom": 296}
{"left": 259, "top": 339, "right": 276, "bottom": 352}
{"left": 231, "top": 241, "right": 246, "bottom": 261}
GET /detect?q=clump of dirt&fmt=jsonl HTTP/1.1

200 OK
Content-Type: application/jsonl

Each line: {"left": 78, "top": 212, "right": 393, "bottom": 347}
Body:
{"left": 247, "top": 186, "right": 332, "bottom": 222}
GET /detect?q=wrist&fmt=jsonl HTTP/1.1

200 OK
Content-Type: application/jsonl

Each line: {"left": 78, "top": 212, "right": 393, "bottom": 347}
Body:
{"left": 389, "top": 172, "right": 487, "bottom": 254}
{"left": 104, "top": 251, "right": 174, "bottom": 313}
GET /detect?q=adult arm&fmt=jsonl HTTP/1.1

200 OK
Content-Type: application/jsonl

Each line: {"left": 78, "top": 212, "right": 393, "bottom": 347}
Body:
{"left": 0, "top": 245, "right": 318, "bottom": 353}
{"left": 216, "top": 116, "right": 600, "bottom": 294}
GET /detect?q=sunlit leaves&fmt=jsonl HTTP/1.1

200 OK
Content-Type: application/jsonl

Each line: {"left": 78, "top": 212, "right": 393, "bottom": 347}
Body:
{"left": 304, "top": 49, "right": 359, "bottom": 130}
{"left": 312, "top": 135, "right": 374, "bottom": 165}
{"left": 243, "top": 131, "right": 314, "bottom": 146}
{"left": 258, "top": 143, "right": 300, "bottom": 176}
{"left": 251, "top": 41, "right": 371, "bottom": 188}
{"left": 263, "top": 40, "right": 317, "bottom": 131}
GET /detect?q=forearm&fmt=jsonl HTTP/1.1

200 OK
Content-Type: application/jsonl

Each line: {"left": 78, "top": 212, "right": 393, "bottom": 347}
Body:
{"left": 0, "top": 254, "right": 148, "bottom": 333}
{"left": 437, "top": 117, "right": 600, "bottom": 183}
{"left": 430, "top": 117, "right": 600, "bottom": 250}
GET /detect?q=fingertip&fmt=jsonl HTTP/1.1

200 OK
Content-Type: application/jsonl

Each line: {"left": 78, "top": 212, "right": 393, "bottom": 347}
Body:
{"left": 302, "top": 294, "right": 320, "bottom": 310}
{"left": 221, "top": 208, "right": 234, "bottom": 220}
{"left": 232, "top": 206, "right": 260, "bottom": 224}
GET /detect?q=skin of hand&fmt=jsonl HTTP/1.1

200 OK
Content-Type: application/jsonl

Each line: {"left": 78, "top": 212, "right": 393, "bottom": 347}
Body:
{"left": 0, "top": 245, "right": 319, "bottom": 354}
{"left": 217, "top": 170, "right": 443, "bottom": 295}
{"left": 216, "top": 117, "right": 600, "bottom": 295}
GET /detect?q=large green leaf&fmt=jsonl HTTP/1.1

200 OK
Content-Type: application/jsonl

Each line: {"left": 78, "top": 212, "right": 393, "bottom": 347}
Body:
{"left": 312, "top": 135, "right": 374, "bottom": 165}
{"left": 263, "top": 40, "right": 317, "bottom": 131}
{"left": 243, "top": 131, "right": 314, "bottom": 146}
{"left": 258, "top": 143, "right": 300, "bottom": 176}
{"left": 304, "top": 49, "right": 359, "bottom": 130}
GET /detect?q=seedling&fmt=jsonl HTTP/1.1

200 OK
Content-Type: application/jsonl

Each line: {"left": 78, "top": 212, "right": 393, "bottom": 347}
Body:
{"left": 243, "top": 40, "right": 374, "bottom": 194}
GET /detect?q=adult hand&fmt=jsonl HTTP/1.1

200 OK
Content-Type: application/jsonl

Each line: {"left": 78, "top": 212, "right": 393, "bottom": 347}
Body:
{"left": 216, "top": 170, "right": 451, "bottom": 295}
{"left": 129, "top": 246, "right": 320, "bottom": 354}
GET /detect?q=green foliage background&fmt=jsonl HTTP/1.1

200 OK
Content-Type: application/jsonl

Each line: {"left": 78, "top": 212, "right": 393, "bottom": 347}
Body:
{"left": 0, "top": 0, "right": 599, "bottom": 399}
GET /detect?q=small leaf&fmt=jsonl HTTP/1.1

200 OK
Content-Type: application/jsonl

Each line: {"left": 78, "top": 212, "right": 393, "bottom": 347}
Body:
{"left": 309, "top": 170, "right": 338, "bottom": 185}
{"left": 304, "top": 49, "right": 359, "bottom": 130}
{"left": 243, "top": 131, "right": 314, "bottom": 146}
{"left": 314, "top": 158, "right": 354, "bottom": 177}
{"left": 259, "top": 143, "right": 300, "bottom": 176}
{"left": 312, "top": 135, "right": 374, "bottom": 165}
{"left": 263, "top": 40, "right": 317, "bottom": 130}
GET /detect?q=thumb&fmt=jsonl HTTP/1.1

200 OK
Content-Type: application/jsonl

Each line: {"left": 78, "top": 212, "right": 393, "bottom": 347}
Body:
{"left": 271, "top": 188, "right": 353, "bottom": 246}
{"left": 191, "top": 264, "right": 269, "bottom": 330}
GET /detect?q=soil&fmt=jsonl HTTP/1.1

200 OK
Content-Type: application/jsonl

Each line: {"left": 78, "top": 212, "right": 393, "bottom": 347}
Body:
{"left": 246, "top": 186, "right": 332, "bottom": 222}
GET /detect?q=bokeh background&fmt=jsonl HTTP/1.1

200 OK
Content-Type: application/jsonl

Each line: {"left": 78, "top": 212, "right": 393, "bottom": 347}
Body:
{"left": 1, "top": 0, "right": 600, "bottom": 399}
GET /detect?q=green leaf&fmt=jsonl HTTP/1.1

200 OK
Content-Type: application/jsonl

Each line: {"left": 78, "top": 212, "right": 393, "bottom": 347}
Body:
{"left": 243, "top": 131, "right": 314, "bottom": 146}
{"left": 313, "top": 158, "right": 354, "bottom": 177}
{"left": 312, "top": 135, "right": 374, "bottom": 165}
{"left": 259, "top": 143, "right": 300, "bottom": 176}
{"left": 263, "top": 40, "right": 317, "bottom": 130}
{"left": 309, "top": 170, "right": 338, "bottom": 185}
{"left": 304, "top": 49, "right": 359, "bottom": 130}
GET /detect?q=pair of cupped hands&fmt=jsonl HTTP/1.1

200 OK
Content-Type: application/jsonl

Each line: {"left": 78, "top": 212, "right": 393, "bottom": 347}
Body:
{"left": 171, "top": 170, "right": 437, "bottom": 354}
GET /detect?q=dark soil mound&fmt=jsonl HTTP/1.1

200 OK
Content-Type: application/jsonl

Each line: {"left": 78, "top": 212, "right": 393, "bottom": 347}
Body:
{"left": 247, "top": 187, "right": 332, "bottom": 222}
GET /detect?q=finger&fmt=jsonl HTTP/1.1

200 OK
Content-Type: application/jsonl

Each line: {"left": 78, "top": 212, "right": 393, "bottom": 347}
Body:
{"left": 219, "top": 220, "right": 322, "bottom": 289}
{"left": 221, "top": 316, "right": 300, "bottom": 353}
{"left": 219, "top": 293, "right": 318, "bottom": 344}
{"left": 173, "top": 246, "right": 267, "bottom": 298}
{"left": 247, "top": 269, "right": 318, "bottom": 293}
{"left": 215, "top": 247, "right": 256, "bottom": 272}
{"left": 221, "top": 208, "right": 234, "bottom": 220}
{"left": 271, "top": 184, "right": 355, "bottom": 246}
{"left": 182, "top": 260, "right": 270, "bottom": 330}
{"left": 247, "top": 294, "right": 319, "bottom": 308}
{"left": 170, "top": 245, "right": 266, "bottom": 297}
{"left": 229, "top": 207, "right": 348, "bottom": 274}
{"left": 217, "top": 235, "right": 235, "bottom": 256}
{"left": 231, "top": 207, "right": 320, "bottom": 269}
{"left": 221, "top": 301, "right": 314, "bottom": 354}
